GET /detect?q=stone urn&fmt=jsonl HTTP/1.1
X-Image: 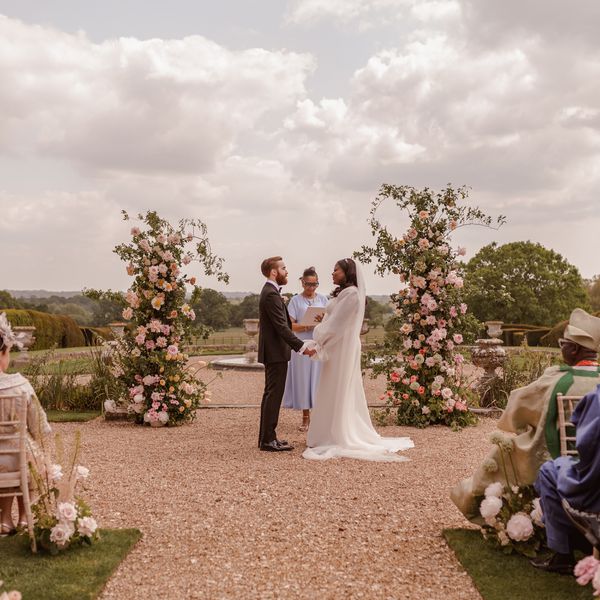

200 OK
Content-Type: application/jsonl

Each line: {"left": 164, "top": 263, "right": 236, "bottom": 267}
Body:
{"left": 13, "top": 326, "right": 36, "bottom": 353}
{"left": 471, "top": 338, "right": 507, "bottom": 407}
{"left": 485, "top": 321, "right": 504, "bottom": 339}
{"left": 243, "top": 319, "right": 260, "bottom": 363}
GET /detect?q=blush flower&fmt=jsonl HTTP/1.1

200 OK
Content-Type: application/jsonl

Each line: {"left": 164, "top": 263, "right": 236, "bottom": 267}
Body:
{"left": 506, "top": 513, "right": 534, "bottom": 542}
{"left": 77, "top": 516, "right": 98, "bottom": 538}
{"left": 480, "top": 496, "right": 503, "bottom": 520}
{"left": 57, "top": 502, "right": 78, "bottom": 522}
{"left": 50, "top": 522, "right": 74, "bottom": 547}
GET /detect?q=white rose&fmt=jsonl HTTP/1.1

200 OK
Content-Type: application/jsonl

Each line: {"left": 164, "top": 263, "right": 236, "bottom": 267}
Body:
{"left": 50, "top": 522, "right": 74, "bottom": 547}
{"left": 77, "top": 516, "right": 98, "bottom": 537}
{"left": 484, "top": 482, "right": 504, "bottom": 498}
{"left": 506, "top": 513, "right": 534, "bottom": 542}
{"left": 76, "top": 465, "right": 90, "bottom": 480}
{"left": 133, "top": 393, "right": 145, "bottom": 404}
{"left": 480, "top": 496, "right": 503, "bottom": 520}
{"left": 157, "top": 411, "right": 169, "bottom": 423}
{"left": 57, "top": 502, "right": 78, "bottom": 522}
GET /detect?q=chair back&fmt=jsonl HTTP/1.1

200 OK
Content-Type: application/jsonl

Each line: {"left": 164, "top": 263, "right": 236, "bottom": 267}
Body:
{"left": 557, "top": 393, "right": 581, "bottom": 457}
{"left": 0, "top": 393, "right": 28, "bottom": 490}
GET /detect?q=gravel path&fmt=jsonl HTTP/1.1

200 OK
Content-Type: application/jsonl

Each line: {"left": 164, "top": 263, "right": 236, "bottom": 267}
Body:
{"left": 51, "top": 370, "right": 497, "bottom": 600}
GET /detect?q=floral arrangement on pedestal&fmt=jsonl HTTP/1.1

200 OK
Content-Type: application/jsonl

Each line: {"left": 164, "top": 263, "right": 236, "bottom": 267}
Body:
{"left": 476, "top": 433, "right": 545, "bottom": 557}
{"left": 30, "top": 432, "right": 98, "bottom": 555}
{"left": 113, "top": 210, "right": 228, "bottom": 426}
{"left": 355, "top": 184, "right": 504, "bottom": 428}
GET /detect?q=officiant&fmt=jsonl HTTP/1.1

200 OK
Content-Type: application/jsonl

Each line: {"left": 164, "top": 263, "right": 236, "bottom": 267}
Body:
{"left": 282, "top": 267, "right": 328, "bottom": 431}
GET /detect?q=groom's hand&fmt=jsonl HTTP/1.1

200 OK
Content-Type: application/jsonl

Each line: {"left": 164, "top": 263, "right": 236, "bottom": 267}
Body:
{"left": 303, "top": 348, "right": 316, "bottom": 357}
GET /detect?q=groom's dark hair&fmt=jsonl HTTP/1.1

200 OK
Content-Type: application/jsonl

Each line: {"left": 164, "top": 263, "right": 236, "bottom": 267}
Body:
{"left": 261, "top": 256, "right": 283, "bottom": 277}
{"left": 332, "top": 258, "right": 358, "bottom": 297}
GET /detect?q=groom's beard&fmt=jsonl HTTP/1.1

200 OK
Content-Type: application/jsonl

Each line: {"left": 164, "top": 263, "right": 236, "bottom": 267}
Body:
{"left": 276, "top": 273, "right": 288, "bottom": 286}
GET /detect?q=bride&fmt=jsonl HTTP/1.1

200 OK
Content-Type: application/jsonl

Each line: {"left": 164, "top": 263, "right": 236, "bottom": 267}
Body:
{"left": 303, "top": 258, "right": 413, "bottom": 461}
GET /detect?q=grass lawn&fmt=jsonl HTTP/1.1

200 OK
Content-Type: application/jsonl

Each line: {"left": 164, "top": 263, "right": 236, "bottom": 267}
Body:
{"left": 444, "top": 529, "right": 592, "bottom": 600}
{"left": 0, "top": 528, "right": 141, "bottom": 600}
{"left": 46, "top": 410, "right": 101, "bottom": 422}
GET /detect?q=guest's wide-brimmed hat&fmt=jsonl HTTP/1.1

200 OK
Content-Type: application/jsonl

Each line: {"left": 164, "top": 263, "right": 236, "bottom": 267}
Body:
{"left": 563, "top": 308, "right": 600, "bottom": 351}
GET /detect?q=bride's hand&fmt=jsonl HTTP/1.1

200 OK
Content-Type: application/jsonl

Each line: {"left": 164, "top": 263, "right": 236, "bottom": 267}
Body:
{"left": 314, "top": 314, "right": 324, "bottom": 323}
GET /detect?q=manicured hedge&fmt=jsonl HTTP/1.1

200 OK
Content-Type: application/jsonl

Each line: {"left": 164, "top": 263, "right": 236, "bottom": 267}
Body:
{"left": 501, "top": 324, "right": 550, "bottom": 347}
{"left": 3, "top": 309, "right": 85, "bottom": 350}
{"left": 80, "top": 326, "right": 114, "bottom": 346}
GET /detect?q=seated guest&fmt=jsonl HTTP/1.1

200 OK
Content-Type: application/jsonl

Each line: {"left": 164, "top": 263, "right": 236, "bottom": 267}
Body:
{"left": 0, "top": 313, "right": 51, "bottom": 536}
{"left": 451, "top": 309, "right": 600, "bottom": 522}
{"left": 531, "top": 384, "right": 600, "bottom": 573}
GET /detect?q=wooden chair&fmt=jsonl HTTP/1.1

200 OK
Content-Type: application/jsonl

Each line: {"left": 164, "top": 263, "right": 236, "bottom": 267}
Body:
{"left": 556, "top": 393, "right": 581, "bottom": 457}
{"left": 0, "top": 392, "right": 37, "bottom": 552}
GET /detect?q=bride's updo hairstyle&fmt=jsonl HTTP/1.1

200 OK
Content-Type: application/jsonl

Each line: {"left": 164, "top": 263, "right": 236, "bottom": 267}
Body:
{"left": 332, "top": 258, "right": 358, "bottom": 298}
{"left": 0, "top": 333, "right": 6, "bottom": 354}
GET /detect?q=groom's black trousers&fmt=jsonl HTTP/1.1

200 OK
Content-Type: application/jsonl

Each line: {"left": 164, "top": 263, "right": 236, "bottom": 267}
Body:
{"left": 258, "top": 361, "right": 288, "bottom": 447}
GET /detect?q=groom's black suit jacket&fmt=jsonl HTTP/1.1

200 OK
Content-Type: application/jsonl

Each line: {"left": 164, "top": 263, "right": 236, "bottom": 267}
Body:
{"left": 258, "top": 282, "right": 303, "bottom": 364}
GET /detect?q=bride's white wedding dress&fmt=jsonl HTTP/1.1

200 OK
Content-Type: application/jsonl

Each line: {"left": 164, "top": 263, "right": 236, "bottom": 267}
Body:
{"left": 303, "top": 265, "right": 413, "bottom": 462}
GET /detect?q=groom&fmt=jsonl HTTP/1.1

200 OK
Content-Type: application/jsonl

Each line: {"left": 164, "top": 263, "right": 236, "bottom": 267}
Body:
{"left": 258, "top": 256, "right": 315, "bottom": 452}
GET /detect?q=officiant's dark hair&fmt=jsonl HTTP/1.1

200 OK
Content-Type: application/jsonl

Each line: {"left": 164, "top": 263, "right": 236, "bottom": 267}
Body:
{"left": 301, "top": 266, "right": 317, "bottom": 280}
{"left": 332, "top": 258, "right": 358, "bottom": 297}
{"left": 261, "top": 256, "right": 283, "bottom": 277}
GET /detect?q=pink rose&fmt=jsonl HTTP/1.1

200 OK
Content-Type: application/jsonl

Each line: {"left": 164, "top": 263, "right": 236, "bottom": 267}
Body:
{"left": 167, "top": 345, "right": 179, "bottom": 356}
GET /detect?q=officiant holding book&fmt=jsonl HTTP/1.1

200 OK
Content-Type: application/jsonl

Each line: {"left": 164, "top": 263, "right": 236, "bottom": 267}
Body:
{"left": 283, "top": 267, "right": 328, "bottom": 431}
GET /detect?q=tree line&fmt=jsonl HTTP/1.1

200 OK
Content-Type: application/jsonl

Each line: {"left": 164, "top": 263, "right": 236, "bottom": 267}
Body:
{"left": 2, "top": 241, "right": 599, "bottom": 331}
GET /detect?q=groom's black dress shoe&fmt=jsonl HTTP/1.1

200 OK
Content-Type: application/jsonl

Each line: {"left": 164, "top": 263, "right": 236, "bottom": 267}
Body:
{"left": 260, "top": 440, "right": 293, "bottom": 452}
{"left": 530, "top": 552, "right": 575, "bottom": 575}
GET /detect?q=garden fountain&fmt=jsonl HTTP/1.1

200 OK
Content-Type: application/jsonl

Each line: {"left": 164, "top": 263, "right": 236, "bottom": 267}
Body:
{"left": 211, "top": 318, "right": 264, "bottom": 371}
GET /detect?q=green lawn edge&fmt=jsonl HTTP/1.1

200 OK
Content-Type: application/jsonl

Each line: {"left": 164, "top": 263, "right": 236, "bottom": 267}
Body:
{"left": 0, "top": 528, "right": 142, "bottom": 600}
{"left": 443, "top": 528, "right": 592, "bottom": 600}
{"left": 46, "top": 410, "right": 101, "bottom": 422}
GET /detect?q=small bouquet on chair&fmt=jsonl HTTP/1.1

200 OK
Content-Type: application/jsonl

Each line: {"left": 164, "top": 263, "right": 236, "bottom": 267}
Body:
{"left": 29, "top": 431, "right": 99, "bottom": 554}
{"left": 475, "top": 432, "right": 546, "bottom": 557}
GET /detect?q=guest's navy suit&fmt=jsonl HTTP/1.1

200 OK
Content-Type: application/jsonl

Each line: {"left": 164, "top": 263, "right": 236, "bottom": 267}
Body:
{"left": 258, "top": 282, "right": 304, "bottom": 446}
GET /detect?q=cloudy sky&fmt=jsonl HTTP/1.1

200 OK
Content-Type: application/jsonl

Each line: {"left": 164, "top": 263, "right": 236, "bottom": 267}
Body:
{"left": 1, "top": 0, "right": 599, "bottom": 295}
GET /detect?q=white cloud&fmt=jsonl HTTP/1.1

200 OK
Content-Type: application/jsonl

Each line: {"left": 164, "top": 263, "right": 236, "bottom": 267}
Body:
{"left": 0, "top": 15, "right": 314, "bottom": 175}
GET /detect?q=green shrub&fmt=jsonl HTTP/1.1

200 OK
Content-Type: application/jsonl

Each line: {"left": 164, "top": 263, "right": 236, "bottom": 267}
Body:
{"left": 478, "top": 345, "right": 561, "bottom": 409}
{"left": 80, "top": 327, "right": 114, "bottom": 346}
{"left": 3, "top": 309, "right": 85, "bottom": 349}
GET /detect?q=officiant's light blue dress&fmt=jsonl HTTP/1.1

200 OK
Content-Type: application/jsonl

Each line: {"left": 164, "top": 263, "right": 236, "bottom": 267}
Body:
{"left": 283, "top": 293, "right": 328, "bottom": 410}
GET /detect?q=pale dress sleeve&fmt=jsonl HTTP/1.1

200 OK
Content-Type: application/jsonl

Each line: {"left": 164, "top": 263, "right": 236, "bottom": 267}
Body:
{"left": 309, "top": 288, "right": 360, "bottom": 361}
{"left": 288, "top": 295, "right": 300, "bottom": 322}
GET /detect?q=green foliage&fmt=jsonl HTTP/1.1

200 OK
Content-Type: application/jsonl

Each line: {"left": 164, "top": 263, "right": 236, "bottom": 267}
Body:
{"left": 464, "top": 241, "right": 589, "bottom": 326}
{"left": 478, "top": 345, "right": 561, "bottom": 409}
{"left": 0, "top": 529, "right": 141, "bottom": 600}
{"left": 82, "top": 288, "right": 127, "bottom": 325}
{"left": 586, "top": 275, "right": 600, "bottom": 312}
{"left": 192, "top": 288, "right": 231, "bottom": 330}
{"left": 0, "top": 289, "right": 22, "bottom": 308}
{"left": 364, "top": 297, "right": 393, "bottom": 327}
{"left": 229, "top": 293, "right": 259, "bottom": 327}
{"left": 444, "top": 529, "right": 591, "bottom": 600}
{"left": 356, "top": 183, "right": 503, "bottom": 428}
{"left": 3, "top": 309, "right": 85, "bottom": 350}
